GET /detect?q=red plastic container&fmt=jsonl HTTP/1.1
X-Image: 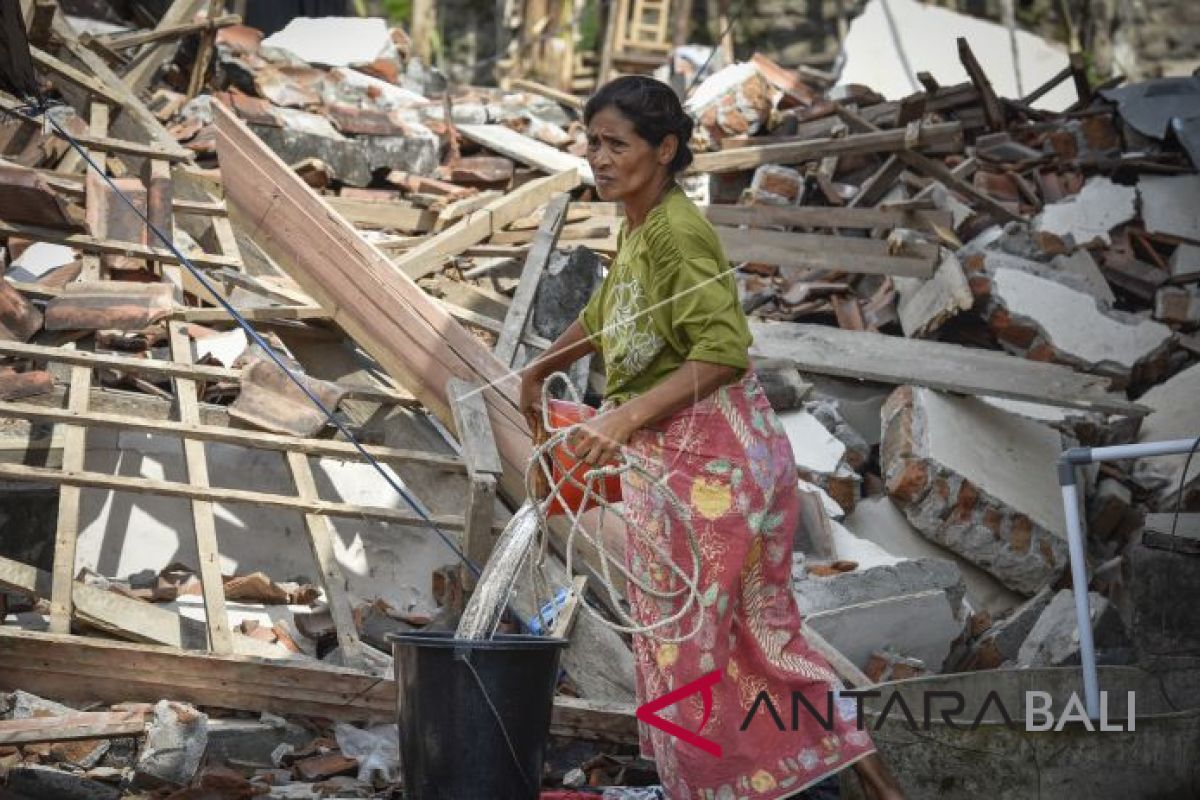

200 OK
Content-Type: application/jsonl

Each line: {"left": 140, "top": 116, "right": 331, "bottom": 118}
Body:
{"left": 540, "top": 400, "right": 623, "bottom": 517}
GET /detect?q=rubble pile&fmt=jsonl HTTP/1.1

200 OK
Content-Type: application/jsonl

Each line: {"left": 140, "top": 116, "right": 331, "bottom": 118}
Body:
{"left": 0, "top": 1, "right": 1198, "bottom": 798}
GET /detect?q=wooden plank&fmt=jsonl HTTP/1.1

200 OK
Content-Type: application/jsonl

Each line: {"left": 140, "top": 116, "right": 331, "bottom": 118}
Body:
{"left": 0, "top": 629, "right": 638, "bottom": 743}
{"left": 448, "top": 377, "right": 500, "bottom": 590}
{"left": 0, "top": 712, "right": 146, "bottom": 745}
{"left": 216, "top": 101, "right": 638, "bottom": 703}
{"left": 122, "top": 0, "right": 209, "bottom": 93}
{"left": 392, "top": 169, "right": 581, "bottom": 280}
{"left": 325, "top": 196, "right": 437, "bottom": 232}
{"left": 0, "top": 220, "right": 239, "bottom": 269}
{"left": 0, "top": 462, "right": 487, "bottom": 531}
{"left": 457, "top": 124, "right": 593, "bottom": 185}
{"left": 704, "top": 203, "right": 952, "bottom": 232}
{"left": 690, "top": 121, "right": 963, "bottom": 174}
{"left": 0, "top": 340, "right": 418, "bottom": 406}
{"left": 717, "top": 226, "right": 938, "bottom": 277}
{"left": 748, "top": 321, "right": 1149, "bottom": 416}
{"left": 29, "top": 45, "right": 126, "bottom": 106}
{"left": 286, "top": 450, "right": 367, "bottom": 668}
{"left": 0, "top": 95, "right": 194, "bottom": 161}
{"left": 0, "top": 400, "right": 465, "bottom": 471}
{"left": 100, "top": 13, "right": 240, "bottom": 50}
{"left": 510, "top": 77, "right": 585, "bottom": 111}
{"left": 494, "top": 192, "right": 570, "bottom": 365}
{"left": 957, "top": 36, "right": 1004, "bottom": 131}
{"left": 169, "top": 321, "right": 234, "bottom": 654}
{"left": 550, "top": 574, "right": 589, "bottom": 639}
{"left": 172, "top": 305, "right": 329, "bottom": 323}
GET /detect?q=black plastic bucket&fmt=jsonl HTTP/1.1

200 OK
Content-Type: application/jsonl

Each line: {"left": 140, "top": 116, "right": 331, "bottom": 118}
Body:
{"left": 389, "top": 631, "right": 568, "bottom": 800}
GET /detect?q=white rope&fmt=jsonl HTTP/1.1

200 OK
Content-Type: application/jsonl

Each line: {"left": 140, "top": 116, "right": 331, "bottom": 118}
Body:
{"left": 525, "top": 372, "right": 706, "bottom": 644}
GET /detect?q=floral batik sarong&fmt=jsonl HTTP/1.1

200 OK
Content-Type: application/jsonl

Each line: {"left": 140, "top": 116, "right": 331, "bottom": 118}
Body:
{"left": 619, "top": 370, "right": 876, "bottom": 799}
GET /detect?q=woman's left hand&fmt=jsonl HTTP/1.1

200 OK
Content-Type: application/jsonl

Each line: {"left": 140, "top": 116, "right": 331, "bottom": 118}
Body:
{"left": 567, "top": 407, "right": 637, "bottom": 466}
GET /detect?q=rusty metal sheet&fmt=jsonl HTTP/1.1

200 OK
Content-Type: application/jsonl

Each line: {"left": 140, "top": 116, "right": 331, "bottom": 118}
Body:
{"left": 0, "top": 369, "right": 52, "bottom": 400}
{"left": 229, "top": 356, "right": 347, "bottom": 437}
{"left": 43, "top": 281, "right": 174, "bottom": 331}
{"left": 0, "top": 279, "right": 43, "bottom": 341}
{"left": 0, "top": 163, "right": 84, "bottom": 229}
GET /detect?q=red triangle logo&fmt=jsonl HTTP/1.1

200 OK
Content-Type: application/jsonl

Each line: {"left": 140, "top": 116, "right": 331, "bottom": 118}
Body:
{"left": 635, "top": 669, "right": 723, "bottom": 757}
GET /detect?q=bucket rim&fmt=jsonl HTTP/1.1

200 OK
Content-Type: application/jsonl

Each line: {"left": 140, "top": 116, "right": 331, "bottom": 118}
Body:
{"left": 386, "top": 631, "right": 570, "bottom": 650}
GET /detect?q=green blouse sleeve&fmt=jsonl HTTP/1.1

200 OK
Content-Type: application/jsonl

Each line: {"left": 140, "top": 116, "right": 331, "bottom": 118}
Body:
{"left": 642, "top": 207, "right": 752, "bottom": 371}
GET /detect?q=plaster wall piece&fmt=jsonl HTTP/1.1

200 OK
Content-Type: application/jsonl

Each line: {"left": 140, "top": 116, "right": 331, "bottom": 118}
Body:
{"left": 1131, "top": 363, "right": 1200, "bottom": 511}
{"left": 1169, "top": 243, "right": 1200, "bottom": 283}
{"left": 838, "top": 0, "right": 1074, "bottom": 111}
{"left": 260, "top": 17, "right": 394, "bottom": 68}
{"left": 990, "top": 266, "right": 1173, "bottom": 377}
{"left": 805, "top": 375, "right": 892, "bottom": 447}
{"left": 777, "top": 409, "right": 846, "bottom": 475}
{"left": 895, "top": 250, "right": 974, "bottom": 338}
{"left": 325, "top": 67, "right": 426, "bottom": 111}
{"left": 195, "top": 328, "right": 249, "bottom": 368}
{"left": 805, "top": 588, "right": 964, "bottom": 673}
{"left": 1033, "top": 176, "right": 1137, "bottom": 249}
{"left": 958, "top": 586, "right": 1053, "bottom": 669}
{"left": 8, "top": 242, "right": 77, "bottom": 282}
{"left": 685, "top": 62, "right": 778, "bottom": 150}
{"left": 880, "top": 385, "right": 1069, "bottom": 595}
{"left": 794, "top": 556, "right": 966, "bottom": 616}
{"left": 844, "top": 496, "right": 1024, "bottom": 615}
{"left": 829, "top": 520, "right": 903, "bottom": 570}
{"left": 1050, "top": 249, "right": 1116, "bottom": 305}
{"left": 1139, "top": 174, "right": 1200, "bottom": 243}
{"left": 979, "top": 395, "right": 1140, "bottom": 448}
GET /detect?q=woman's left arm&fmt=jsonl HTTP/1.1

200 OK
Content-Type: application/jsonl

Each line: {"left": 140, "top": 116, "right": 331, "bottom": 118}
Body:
{"left": 568, "top": 359, "right": 741, "bottom": 466}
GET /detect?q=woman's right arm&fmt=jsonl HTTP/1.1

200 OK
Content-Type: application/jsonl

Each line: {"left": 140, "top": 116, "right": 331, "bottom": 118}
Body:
{"left": 519, "top": 319, "right": 597, "bottom": 428}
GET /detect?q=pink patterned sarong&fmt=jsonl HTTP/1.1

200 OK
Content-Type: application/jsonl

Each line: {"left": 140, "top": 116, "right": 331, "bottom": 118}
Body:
{"left": 619, "top": 371, "right": 876, "bottom": 799}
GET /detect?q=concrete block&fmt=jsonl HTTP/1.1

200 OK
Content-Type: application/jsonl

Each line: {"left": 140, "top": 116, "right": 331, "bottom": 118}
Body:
{"left": 988, "top": 265, "right": 1172, "bottom": 384}
{"left": 894, "top": 252, "right": 975, "bottom": 339}
{"left": 793, "top": 556, "right": 965, "bottom": 616}
{"left": 979, "top": 395, "right": 1141, "bottom": 448}
{"left": 957, "top": 586, "right": 1053, "bottom": 670}
{"left": 1130, "top": 363, "right": 1200, "bottom": 510}
{"left": 880, "top": 386, "right": 1069, "bottom": 595}
{"left": 1155, "top": 283, "right": 1200, "bottom": 325}
{"left": 133, "top": 701, "right": 208, "bottom": 788}
{"left": 804, "top": 375, "right": 892, "bottom": 447}
{"left": 685, "top": 62, "right": 777, "bottom": 150}
{"left": 1016, "top": 589, "right": 1130, "bottom": 667}
{"left": 844, "top": 496, "right": 1025, "bottom": 615}
{"left": 806, "top": 589, "right": 965, "bottom": 673}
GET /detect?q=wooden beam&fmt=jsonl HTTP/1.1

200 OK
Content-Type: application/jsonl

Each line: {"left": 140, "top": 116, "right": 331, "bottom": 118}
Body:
{"left": 0, "top": 400, "right": 465, "bottom": 471}
{"left": 122, "top": 0, "right": 209, "bottom": 94}
{"left": 0, "top": 95, "right": 195, "bottom": 161}
{"left": 0, "top": 461, "right": 488, "bottom": 531}
{"left": 172, "top": 305, "right": 329, "bottom": 323}
{"left": 392, "top": 169, "right": 581, "bottom": 280}
{"left": 29, "top": 45, "right": 126, "bottom": 107}
{"left": 716, "top": 226, "right": 939, "bottom": 278}
{"left": 956, "top": 37, "right": 1004, "bottom": 131}
{"left": 494, "top": 192, "right": 570, "bottom": 365}
{"left": 169, "top": 322, "right": 234, "bottom": 654}
{"left": 325, "top": 196, "right": 437, "bottom": 232}
{"left": 0, "top": 340, "right": 417, "bottom": 406}
{"left": 0, "top": 220, "right": 240, "bottom": 269}
{"left": 0, "top": 629, "right": 639, "bottom": 743}
{"left": 704, "top": 203, "right": 952, "bottom": 232}
{"left": 748, "top": 321, "right": 1149, "bottom": 416}
{"left": 0, "top": 712, "right": 146, "bottom": 745}
{"left": 690, "top": 121, "right": 963, "bottom": 174}
{"left": 99, "top": 13, "right": 240, "bottom": 51}
{"left": 286, "top": 450, "right": 368, "bottom": 668}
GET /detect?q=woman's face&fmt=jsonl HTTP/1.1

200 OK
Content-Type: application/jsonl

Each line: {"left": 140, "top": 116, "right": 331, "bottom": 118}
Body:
{"left": 585, "top": 105, "right": 674, "bottom": 202}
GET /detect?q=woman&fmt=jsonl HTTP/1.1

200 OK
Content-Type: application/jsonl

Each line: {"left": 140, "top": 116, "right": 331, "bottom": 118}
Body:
{"left": 519, "top": 76, "right": 903, "bottom": 800}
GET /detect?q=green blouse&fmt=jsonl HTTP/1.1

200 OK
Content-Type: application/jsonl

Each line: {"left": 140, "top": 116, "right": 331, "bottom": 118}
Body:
{"left": 578, "top": 185, "right": 752, "bottom": 404}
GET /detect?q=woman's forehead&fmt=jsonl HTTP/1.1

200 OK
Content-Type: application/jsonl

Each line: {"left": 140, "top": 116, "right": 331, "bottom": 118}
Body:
{"left": 587, "top": 106, "right": 636, "bottom": 135}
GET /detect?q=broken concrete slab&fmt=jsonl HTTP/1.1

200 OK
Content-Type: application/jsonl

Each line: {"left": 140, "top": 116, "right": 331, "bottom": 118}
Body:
{"left": 957, "top": 586, "right": 1053, "bottom": 670}
{"left": 5, "top": 765, "right": 122, "bottom": 800}
{"left": 261, "top": 17, "right": 394, "bottom": 68}
{"left": 979, "top": 395, "right": 1140, "bottom": 448}
{"left": 1016, "top": 588, "right": 1130, "bottom": 667}
{"left": 881, "top": 385, "right": 1069, "bottom": 595}
{"left": 1169, "top": 243, "right": 1200, "bottom": 283}
{"left": 804, "top": 375, "right": 892, "bottom": 447}
{"left": 778, "top": 409, "right": 846, "bottom": 475}
{"left": 7, "top": 241, "right": 78, "bottom": 283}
{"left": 1034, "top": 176, "right": 1137, "bottom": 250}
{"left": 793, "top": 556, "right": 965, "bottom": 617}
{"left": 1049, "top": 249, "right": 1116, "bottom": 305}
{"left": 1139, "top": 174, "right": 1200, "bottom": 243}
{"left": 987, "top": 264, "right": 1173, "bottom": 384}
{"left": 1131, "top": 363, "right": 1200, "bottom": 511}
{"left": 133, "top": 701, "right": 208, "bottom": 788}
{"left": 844, "top": 496, "right": 1025, "bottom": 615}
{"left": 806, "top": 588, "right": 964, "bottom": 673}
{"left": 895, "top": 251, "right": 974, "bottom": 338}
